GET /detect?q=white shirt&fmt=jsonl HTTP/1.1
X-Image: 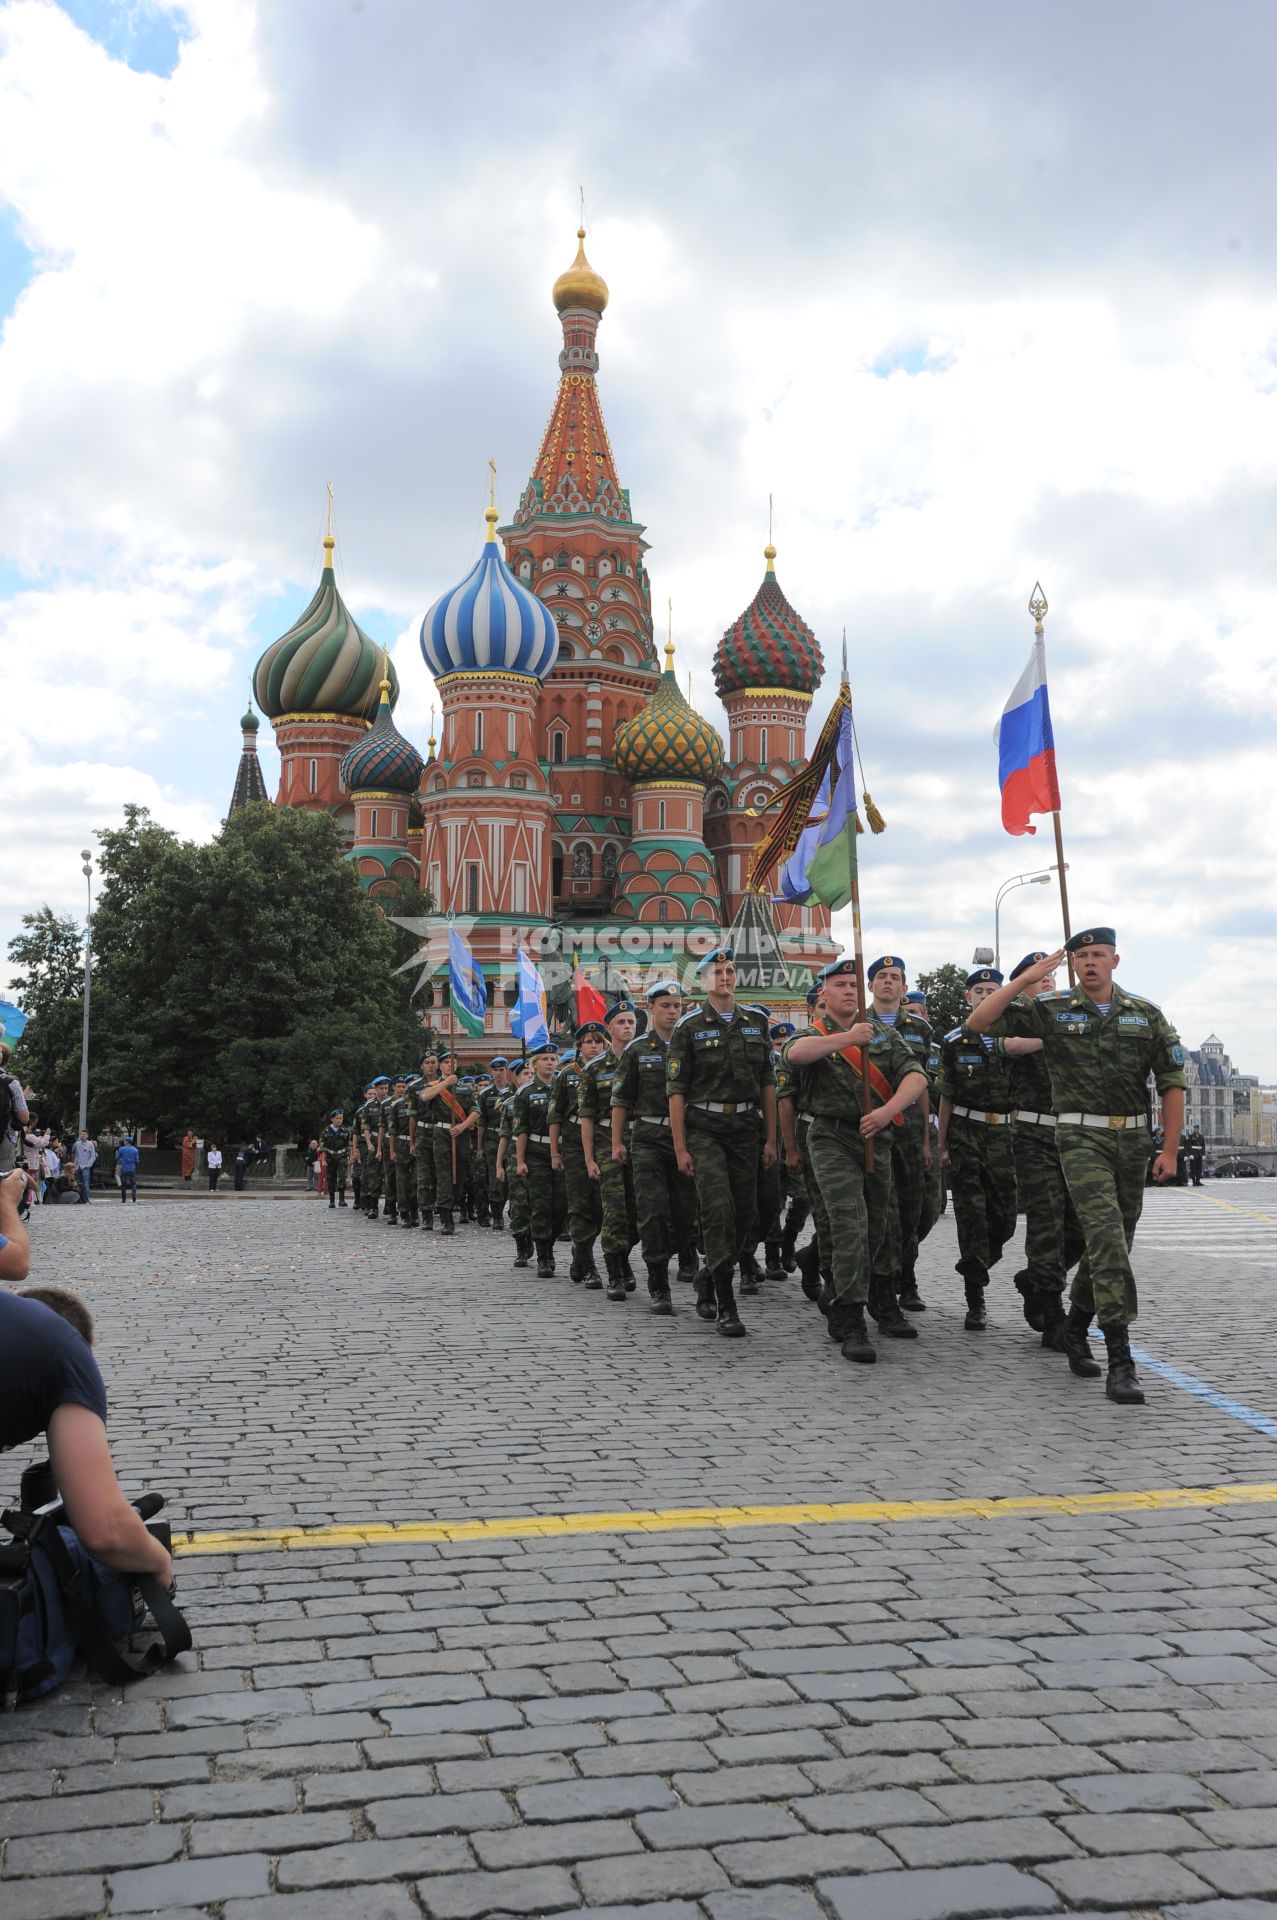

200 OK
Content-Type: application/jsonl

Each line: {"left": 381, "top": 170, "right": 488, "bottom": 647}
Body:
{"left": 206, "top": 1148, "right": 223, "bottom": 1169}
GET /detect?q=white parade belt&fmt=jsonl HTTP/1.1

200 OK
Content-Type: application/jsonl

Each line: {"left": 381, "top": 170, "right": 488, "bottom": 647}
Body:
{"left": 1056, "top": 1112, "right": 1148, "bottom": 1131}
{"left": 1013, "top": 1111, "right": 1057, "bottom": 1129}
{"left": 950, "top": 1105, "right": 1011, "bottom": 1125}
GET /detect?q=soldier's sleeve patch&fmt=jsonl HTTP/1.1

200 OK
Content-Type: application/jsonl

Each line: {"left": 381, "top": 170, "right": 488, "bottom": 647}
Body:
{"left": 1171, "top": 1044, "right": 1185, "bottom": 1064}
{"left": 668, "top": 1059, "right": 682, "bottom": 1079}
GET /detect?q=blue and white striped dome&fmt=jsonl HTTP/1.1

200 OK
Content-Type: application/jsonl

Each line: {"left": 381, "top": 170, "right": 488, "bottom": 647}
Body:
{"left": 420, "top": 507, "right": 559, "bottom": 681}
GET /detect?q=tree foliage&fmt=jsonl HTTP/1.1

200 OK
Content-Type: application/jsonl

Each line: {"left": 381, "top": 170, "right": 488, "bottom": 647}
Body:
{"left": 5, "top": 906, "right": 87, "bottom": 1129}
{"left": 915, "top": 961, "right": 968, "bottom": 1039}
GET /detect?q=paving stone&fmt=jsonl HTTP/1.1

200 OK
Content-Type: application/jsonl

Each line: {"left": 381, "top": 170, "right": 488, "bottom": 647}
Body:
{"left": 109, "top": 1853, "right": 271, "bottom": 1913}
{"left": 5, "top": 1821, "right": 180, "bottom": 1876}
{"left": 1166, "top": 1904, "right": 1277, "bottom": 1920}
{"left": 635, "top": 1800, "right": 802, "bottom": 1848}
{"left": 519, "top": 1775, "right": 678, "bottom": 1821}
{"left": 1036, "top": 1851, "right": 1215, "bottom": 1907}
{"left": 224, "top": 1894, "right": 421, "bottom": 1920}
{"left": 575, "top": 1847, "right": 730, "bottom": 1904}
{"left": 301, "top": 1764, "right": 436, "bottom": 1808}
{"left": 474, "top": 1816, "right": 642, "bottom": 1867}
{"left": 188, "top": 1810, "right": 354, "bottom": 1855}
{"left": 714, "top": 1831, "right": 897, "bottom": 1882}
{"left": 1059, "top": 1768, "right": 1217, "bottom": 1812}
{"left": 920, "top": 1779, "right": 1074, "bottom": 1820}
{"left": 0, "top": 1878, "right": 108, "bottom": 1920}
{"left": 367, "top": 1790, "right": 517, "bottom": 1837}
{"left": 275, "top": 1834, "right": 475, "bottom": 1888}
{"left": 817, "top": 1862, "right": 1062, "bottom": 1918}
{"left": 415, "top": 1863, "right": 579, "bottom": 1917}
{"left": 881, "top": 1816, "right": 1078, "bottom": 1868}
{"left": 792, "top": 1787, "right": 947, "bottom": 1830}
{"left": 672, "top": 1763, "right": 812, "bottom": 1804}
{"left": 1204, "top": 1769, "right": 1277, "bottom": 1808}
{"left": 703, "top": 1893, "right": 827, "bottom": 1920}
{"left": 1, "top": 1787, "right": 156, "bottom": 1837}
{"left": 579, "top": 1739, "right": 719, "bottom": 1776}
{"left": 1057, "top": 1809, "right": 1207, "bottom": 1852}
{"left": 1180, "top": 1849, "right": 1277, "bottom": 1897}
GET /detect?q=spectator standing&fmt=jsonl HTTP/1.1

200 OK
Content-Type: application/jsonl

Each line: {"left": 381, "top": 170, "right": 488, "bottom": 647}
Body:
{"left": 233, "top": 1142, "right": 250, "bottom": 1191}
{"left": 305, "top": 1138, "right": 320, "bottom": 1191}
{"left": 115, "top": 1136, "right": 140, "bottom": 1204}
{"left": 25, "top": 1121, "right": 51, "bottom": 1203}
{"left": 0, "top": 1040, "right": 30, "bottom": 1175}
{"left": 206, "top": 1144, "right": 223, "bottom": 1191}
{"left": 180, "top": 1129, "right": 197, "bottom": 1182}
{"left": 72, "top": 1131, "right": 97, "bottom": 1204}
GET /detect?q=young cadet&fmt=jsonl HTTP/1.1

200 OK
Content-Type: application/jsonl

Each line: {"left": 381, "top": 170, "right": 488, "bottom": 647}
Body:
{"left": 783, "top": 958, "right": 927, "bottom": 1364}
{"left": 496, "top": 1061, "right": 534, "bottom": 1268}
{"left": 611, "top": 978, "right": 697, "bottom": 1315}
{"left": 737, "top": 1004, "right": 783, "bottom": 1291}
{"left": 580, "top": 1000, "right": 640, "bottom": 1302}
{"left": 512, "top": 1044, "right": 565, "bottom": 1276}
{"left": 321, "top": 1108, "right": 350, "bottom": 1209}
{"left": 355, "top": 1076, "right": 388, "bottom": 1220}
{"left": 867, "top": 955, "right": 933, "bottom": 1314}
{"left": 476, "top": 1058, "right": 510, "bottom": 1229}
{"left": 439, "top": 1052, "right": 480, "bottom": 1225}
{"left": 550, "top": 1023, "right": 606, "bottom": 1287}
{"left": 770, "top": 1020, "right": 805, "bottom": 1269}
{"left": 410, "top": 1051, "right": 442, "bottom": 1230}
{"left": 966, "top": 927, "right": 1187, "bottom": 1405}
{"left": 667, "top": 946, "right": 777, "bottom": 1339}
{"left": 1001, "top": 951, "right": 1085, "bottom": 1352}
{"left": 376, "top": 1075, "right": 405, "bottom": 1226}
{"left": 906, "top": 989, "right": 945, "bottom": 1243}
{"left": 784, "top": 981, "right": 832, "bottom": 1301}
{"left": 387, "top": 1073, "right": 418, "bottom": 1228}
{"left": 935, "top": 968, "right": 1018, "bottom": 1330}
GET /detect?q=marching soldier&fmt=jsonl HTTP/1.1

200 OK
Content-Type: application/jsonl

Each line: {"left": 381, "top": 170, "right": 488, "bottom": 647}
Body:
{"left": 1184, "top": 1122, "right": 1206, "bottom": 1187}
{"left": 936, "top": 968, "right": 1018, "bottom": 1329}
{"left": 550, "top": 1024, "right": 606, "bottom": 1287}
{"left": 388, "top": 1073, "right": 418, "bottom": 1228}
{"left": 412, "top": 1052, "right": 470, "bottom": 1236}
{"left": 667, "top": 946, "right": 777, "bottom": 1338}
{"left": 611, "top": 979, "right": 698, "bottom": 1315}
{"left": 867, "top": 956, "right": 934, "bottom": 1316}
{"left": 376, "top": 1075, "right": 404, "bottom": 1226}
{"left": 477, "top": 1058, "right": 511, "bottom": 1231}
{"left": 737, "top": 1005, "right": 782, "bottom": 1291}
{"left": 782, "top": 957, "right": 927, "bottom": 1363}
{"left": 965, "top": 927, "right": 1187, "bottom": 1405}
{"left": 786, "top": 983, "right": 832, "bottom": 1302}
{"left": 439, "top": 1053, "right": 479, "bottom": 1223}
{"left": 906, "top": 988, "right": 946, "bottom": 1238}
{"left": 321, "top": 1108, "right": 350, "bottom": 1209}
{"left": 410, "top": 1051, "right": 441, "bottom": 1229}
{"left": 496, "top": 1061, "right": 534, "bottom": 1268}
{"left": 1001, "top": 951, "right": 1085, "bottom": 1352}
{"left": 580, "top": 1000, "right": 640, "bottom": 1302}
{"left": 353, "top": 1078, "right": 386, "bottom": 1220}
{"left": 513, "top": 1044, "right": 567, "bottom": 1275}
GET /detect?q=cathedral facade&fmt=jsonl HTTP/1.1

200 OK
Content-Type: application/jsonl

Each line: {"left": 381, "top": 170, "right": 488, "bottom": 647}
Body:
{"left": 242, "top": 230, "right": 836, "bottom": 1037}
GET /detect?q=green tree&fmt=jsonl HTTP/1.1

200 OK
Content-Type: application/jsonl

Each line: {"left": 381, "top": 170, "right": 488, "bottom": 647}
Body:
{"left": 5, "top": 906, "right": 87, "bottom": 1129}
{"left": 85, "top": 805, "right": 433, "bottom": 1140}
{"left": 915, "top": 961, "right": 968, "bottom": 1039}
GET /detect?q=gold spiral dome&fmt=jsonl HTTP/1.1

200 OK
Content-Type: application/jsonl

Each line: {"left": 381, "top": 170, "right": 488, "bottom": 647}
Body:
{"left": 552, "top": 228, "right": 609, "bottom": 315}
{"left": 614, "top": 641, "right": 725, "bottom": 787}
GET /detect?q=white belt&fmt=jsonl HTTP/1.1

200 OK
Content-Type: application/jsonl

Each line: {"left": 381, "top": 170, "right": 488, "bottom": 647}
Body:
{"left": 635, "top": 1114, "right": 671, "bottom": 1127}
{"left": 692, "top": 1100, "right": 758, "bottom": 1115}
{"left": 951, "top": 1105, "right": 1011, "bottom": 1126}
{"left": 1014, "top": 1111, "right": 1057, "bottom": 1130}
{"left": 1057, "top": 1112, "right": 1149, "bottom": 1132}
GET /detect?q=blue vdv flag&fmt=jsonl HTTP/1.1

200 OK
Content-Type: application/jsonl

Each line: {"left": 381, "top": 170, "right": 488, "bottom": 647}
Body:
{"left": 448, "top": 928, "right": 487, "bottom": 1038}
{"left": 510, "top": 948, "right": 549, "bottom": 1050}
{"left": 0, "top": 999, "right": 28, "bottom": 1042}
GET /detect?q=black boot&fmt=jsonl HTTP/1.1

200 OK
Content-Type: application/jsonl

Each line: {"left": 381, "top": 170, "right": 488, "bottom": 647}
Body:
{"left": 439, "top": 1209, "right": 456, "bottom": 1237}
{"left": 1103, "top": 1325, "right": 1145, "bottom": 1404}
{"left": 898, "top": 1265, "right": 926, "bottom": 1313}
{"left": 399, "top": 1213, "right": 415, "bottom": 1228}
{"left": 796, "top": 1241, "right": 823, "bottom": 1302}
{"left": 605, "top": 1252, "right": 627, "bottom": 1302}
{"left": 738, "top": 1248, "right": 761, "bottom": 1296}
{"left": 420, "top": 1209, "right": 434, "bottom": 1231}
{"left": 1062, "top": 1302, "right": 1102, "bottom": 1375}
{"left": 621, "top": 1252, "right": 636, "bottom": 1293}
{"left": 328, "top": 1193, "right": 336, "bottom": 1209}
{"left": 1013, "top": 1272, "right": 1045, "bottom": 1331}
{"left": 779, "top": 1215, "right": 800, "bottom": 1273}
{"left": 582, "top": 1241, "right": 603, "bottom": 1289}
{"left": 338, "top": 1194, "right": 347, "bottom": 1207}
{"left": 830, "top": 1297, "right": 876, "bottom": 1364}
{"left": 569, "top": 1244, "right": 586, "bottom": 1283}
{"left": 676, "top": 1248, "right": 699, "bottom": 1285}
{"left": 764, "top": 1240, "right": 785, "bottom": 1281}
{"left": 1040, "top": 1294, "right": 1070, "bottom": 1353}
{"left": 490, "top": 1206, "right": 504, "bottom": 1231}
{"left": 715, "top": 1270, "right": 747, "bottom": 1338}
{"left": 694, "top": 1272, "right": 718, "bottom": 1321}
{"left": 535, "top": 1240, "right": 556, "bottom": 1278}
{"left": 513, "top": 1232, "right": 532, "bottom": 1269}
{"left": 647, "top": 1261, "right": 674, "bottom": 1316}
{"left": 869, "top": 1278, "right": 919, "bottom": 1340}
{"left": 963, "top": 1277, "right": 987, "bottom": 1331}
{"left": 384, "top": 1205, "right": 398, "bottom": 1225}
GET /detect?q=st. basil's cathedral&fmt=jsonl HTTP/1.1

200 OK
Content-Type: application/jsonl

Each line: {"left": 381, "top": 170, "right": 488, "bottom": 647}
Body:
{"left": 237, "top": 228, "right": 838, "bottom": 1036}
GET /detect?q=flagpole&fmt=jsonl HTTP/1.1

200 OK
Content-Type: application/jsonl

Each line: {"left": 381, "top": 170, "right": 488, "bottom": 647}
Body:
{"left": 449, "top": 996, "right": 457, "bottom": 1183}
{"left": 1029, "top": 585, "right": 1075, "bottom": 981}
{"left": 841, "top": 645, "right": 875, "bottom": 1175}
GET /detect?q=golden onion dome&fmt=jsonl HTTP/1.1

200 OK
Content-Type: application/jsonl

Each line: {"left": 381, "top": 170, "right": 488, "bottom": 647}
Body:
{"left": 552, "top": 228, "right": 609, "bottom": 315}
{"left": 614, "top": 641, "right": 725, "bottom": 787}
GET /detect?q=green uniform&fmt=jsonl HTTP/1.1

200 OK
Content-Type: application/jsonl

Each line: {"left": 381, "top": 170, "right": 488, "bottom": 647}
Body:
{"left": 994, "top": 984, "right": 1187, "bottom": 1328}
{"left": 477, "top": 1082, "right": 506, "bottom": 1225}
{"left": 612, "top": 1029, "right": 697, "bottom": 1275}
{"left": 355, "top": 1099, "right": 382, "bottom": 1214}
{"left": 667, "top": 1003, "right": 775, "bottom": 1291}
{"left": 498, "top": 1090, "right": 530, "bottom": 1241}
{"left": 376, "top": 1095, "right": 401, "bottom": 1221}
{"left": 579, "top": 1050, "right": 637, "bottom": 1261}
{"left": 549, "top": 1059, "right": 602, "bottom": 1259}
{"left": 936, "top": 1027, "right": 1017, "bottom": 1288}
{"left": 918, "top": 1035, "right": 945, "bottom": 1241}
{"left": 1006, "top": 1030, "right": 1084, "bottom": 1308}
{"left": 873, "top": 1008, "right": 931, "bottom": 1298}
{"left": 321, "top": 1123, "right": 349, "bottom": 1205}
{"left": 389, "top": 1094, "right": 415, "bottom": 1223}
{"left": 412, "top": 1077, "right": 441, "bottom": 1218}
{"left": 782, "top": 1024, "right": 924, "bottom": 1316}
{"left": 511, "top": 1080, "right": 567, "bottom": 1247}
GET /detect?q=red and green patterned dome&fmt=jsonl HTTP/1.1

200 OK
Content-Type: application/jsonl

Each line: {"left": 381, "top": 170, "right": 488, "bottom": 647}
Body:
{"left": 714, "top": 544, "right": 823, "bottom": 699}
{"left": 615, "top": 643, "right": 724, "bottom": 787}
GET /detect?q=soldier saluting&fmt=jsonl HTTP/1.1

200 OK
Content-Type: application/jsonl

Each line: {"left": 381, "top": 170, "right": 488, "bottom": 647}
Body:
{"left": 667, "top": 946, "right": 777, "bottom": 1339}
{"left": 965, "top": 926, "right": 1188, "bottom": 1406}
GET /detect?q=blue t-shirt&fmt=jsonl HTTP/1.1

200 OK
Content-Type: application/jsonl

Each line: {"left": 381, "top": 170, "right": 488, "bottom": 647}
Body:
{"left": 0, "top": 1292, "right": 108, "bottom": 1451}
{"left": 116, "top": 1143, "right": 139, "bottom": 1174}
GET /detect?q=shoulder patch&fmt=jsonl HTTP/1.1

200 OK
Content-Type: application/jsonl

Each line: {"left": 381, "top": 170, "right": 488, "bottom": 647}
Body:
{"left": 944, "top": 1026, "right": 964, "bottom": 1043}
{"left": 674, "top": 1008, "right": 701, "bottom": 1028}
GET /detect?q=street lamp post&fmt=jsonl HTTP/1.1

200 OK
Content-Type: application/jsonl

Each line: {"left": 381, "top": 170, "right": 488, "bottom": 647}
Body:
{"left": 78, "top": 850, "right": 93, "bottom": 1136}
{"left": 994, "top": 865, "right": 1067, "bottom": 974}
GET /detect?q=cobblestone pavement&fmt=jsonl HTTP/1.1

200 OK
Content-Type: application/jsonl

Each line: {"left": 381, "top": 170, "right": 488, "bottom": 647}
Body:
{"left": 3, "top": 1186, "right": 1276, "bottom": 1919}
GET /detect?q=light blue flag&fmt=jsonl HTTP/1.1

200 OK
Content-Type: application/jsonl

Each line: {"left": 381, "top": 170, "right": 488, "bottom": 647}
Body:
{"left": 448, "top": 928, "right": 487, "bottom": 1038}
{"left": 0, "top": 1000, "right": 28, "bottom": 1042}
{"left": 511, "top": 948, "right": 549, "bottom": 1050}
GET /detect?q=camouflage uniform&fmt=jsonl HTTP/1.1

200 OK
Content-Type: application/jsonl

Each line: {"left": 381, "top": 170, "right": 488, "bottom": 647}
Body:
{"left": 411, "top": 1074, "right": 441, "bottom": 1222}
{"left": 994, "top": 983, "right": 1187, "bottom": 1329}
{"left": 612, "top": 1028, "right": 697, "bottom": 1302}
{"left": 873, "top": 1007, "right": 933, "bottom": 1306}
{"left": 375, "top": 1092, "right": 400, "bottom": 1223}
{"left": 1006, "top": 1034, "right": 1084, "bottom": 1328}
{"left": 477, "top": 1080, "right": 507, "bottom": 1228}
{"left": 783, "top": 1023, "right": 924, "bottom": 1345}
{"left": 355, "top": 1097, "right": 382, "bottom": 1218}
{"left": 321, "top": 1121, "right": 349, "bottom": 1207}
{"left": 917, "top": 1034, "right": 945, "bottom": 1241}
{"left": 389, "top": 1091, "right": 415, "bottom": 1226}
{"left": 667, "top": 1003, "right": 775, "bottom": 1328}
{"left": 498, "top": 1088, "right": 532, "bottom": 1263}
{"left": 430, "top": 1082, "right": 473, "bottom": 1215}
{"left": 549, "top": 1057, "right": 602, "bottom": 1282}
{"left": 510, "top": 1077, "right": 566, "bottom": 1268}
{"left": 579, "top": 1050, "right": 638, "bottom": 1279}
{"left": 935, "top": 1028, "right": 1017, "bottom": 1300}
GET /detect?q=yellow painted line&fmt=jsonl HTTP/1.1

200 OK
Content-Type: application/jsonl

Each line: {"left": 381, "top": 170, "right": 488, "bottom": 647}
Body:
{"left": 174, "top": 1481, "right": 1277, "bottom": 1558}
{"left": 1183, "top": 1189, "right": 1277, "bottom": 1225}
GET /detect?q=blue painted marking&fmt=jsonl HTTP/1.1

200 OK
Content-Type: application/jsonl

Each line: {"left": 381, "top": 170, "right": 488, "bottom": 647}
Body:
{"left": 1089, "top": 1332, "right": 1277, "bottom": 1439}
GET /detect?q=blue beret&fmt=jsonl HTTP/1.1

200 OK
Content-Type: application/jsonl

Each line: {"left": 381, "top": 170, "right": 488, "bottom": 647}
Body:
{"left": 527, "top": 1041, "right": 556, "bottom": 1059}
{"left": 645, "top": 977, "right": 681, "bottom": 1002}
{"left": 488, "top": 1056, "right": 508, "bottom": 1069}
{"left": 965, "top": 967, "right": 1003, "bottom": 988}
{"left": 805, "top": 985, "right": 820, "bottom": 1008}
{"left": 328, "top": 1108, "right": 344, "bottom": 1119}
{"left": 867, "top": 955, "right": 906, "bottom": 981}
{"left": 1009, "top": 951, "right": 1050, "bottom": 982}
{"left": 1065, "top": 927, "right": 1116, "bottom": 953}
{"left": 817, "top": 958, "right": 858, "bottom": 984}
{"left": 574, "top": 1022, "right": 606, "bottom": 1043}
{"left": 695, "top": 945, "right": 734, "bottom": 976}
{"left": 605, "top": 999, "right": 636, "bottom": 1022}
{"left": 557, "top": 1047, "right": 576, "bottom": 1063}
{"left": 903, "top": 990, "right": 926, "bottom": 1006}
{"left": 769, "top": 1020, "right": 796, "bottom": 1040}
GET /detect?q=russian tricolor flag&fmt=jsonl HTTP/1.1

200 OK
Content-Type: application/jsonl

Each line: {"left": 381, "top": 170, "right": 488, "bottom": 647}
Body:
{"left": 996, "top": 633, "right": 1061, "bottom": 836}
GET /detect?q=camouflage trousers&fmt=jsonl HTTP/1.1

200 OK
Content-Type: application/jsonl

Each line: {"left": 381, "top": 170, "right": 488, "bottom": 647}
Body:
{"left": 917, "top": 1123, "right": 944, "bottom": 1241}
{"left": 597, "top": 1140, "right": 638, "bottom": 1258}
{"left": 561, "top": 1134, "right": 602, "bottom": 1248}
{"left": 781, "top": 1142, "right": 810, "bottom": 1237}
{"left": 799, "top": 1118, "right": 832, "bottom": 1273}
{"left": 947, "top": 1118, "right": 1017, "bottom": 1281}
{"left": 392, "top": 1135, "right": 414, "bottom": 1215}
{"left": 1059, "top": 1127, "right": 1150, "bottom": 1328}
{"left": 471, "top": 1148, "right": 489, "bottom": 1221}
{"left": 1013, "top": 1122, "right": 1085, "bottom": 1297}
{"left": 430, "top": 1124, "right": 464, "bottom": 1210}
{"left": 688, "top": 1114, "right": 759, "bottom": 1281}
{"left": 327, "top": 1153, "right": 347, "bottom": 1196}
{"left": 883, "top": 1115, "right": 927, "bottom": 1287}
{"left": 415, "top": 1125, "right": 441, "bottom": 1213}
{"left": 631, "top": 1121, "right": 698, "bottom": 1266}
{"left": 362, "top": 1144, "right": 382, "bottom": 1204}
{"left": 806, "top": 1115, "right": 894, "bottom": 1306}
{"left": 505, "top": 1158, "right": 530, "bottom": 1236}
{"left": 483, "top": 1141, "right": 505, "bottom": 1219}
{"left": 523, "top": 1142, "right": 567, "bottom": 1244}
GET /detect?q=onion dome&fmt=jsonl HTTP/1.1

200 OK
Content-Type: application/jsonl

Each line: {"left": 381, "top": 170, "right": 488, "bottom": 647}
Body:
{"left": 240, "top": 702, "right": 259, "bottom": 733}
{"left": 614, "top": 640, "right": 725, "bottom": 786}
{"left": 421, "top": 506, "right": 559, "bottom": 681}
{"left": 254, "top": 533, "right": 398, "bottom": 721}
{"left": 714, "top": 541, "right": 823, "bottom": 699}
{"left": 339, "top": 665, "right": 425, "bottom": 795}
{"left": 552, "top": 227, "right": 609, "bottom": 315}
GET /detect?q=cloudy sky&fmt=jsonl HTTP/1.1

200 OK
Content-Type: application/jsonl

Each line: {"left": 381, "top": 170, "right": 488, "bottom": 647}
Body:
{"left": 2, "top": 0, "right": 1275, "bottom": 1075}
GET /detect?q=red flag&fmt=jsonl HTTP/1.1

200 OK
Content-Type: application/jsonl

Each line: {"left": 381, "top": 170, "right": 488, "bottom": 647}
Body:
{"left": 573, "top": 953, "right": 608, "bottom": 1026}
